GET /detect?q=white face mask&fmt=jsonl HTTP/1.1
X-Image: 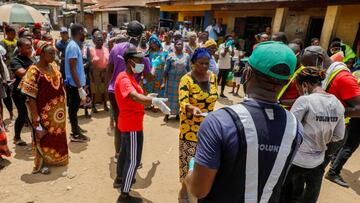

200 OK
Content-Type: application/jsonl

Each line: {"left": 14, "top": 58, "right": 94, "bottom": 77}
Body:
{"left": 131, "top": 60, "right": 144, "bottom": 73}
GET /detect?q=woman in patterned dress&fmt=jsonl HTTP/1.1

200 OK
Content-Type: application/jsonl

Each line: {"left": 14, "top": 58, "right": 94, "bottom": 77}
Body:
{"left": 162, "top": 39, "right": 191, "bottom": 122}
{"left": 19, "top": 41, "right": 68, "bottom": 174}
{"left": 184, "top": 32, "right": 199, "bottom": 57}
{"left": 146, "top": 35, "right": 168, "bottom": 97}
{"left": 178, "top": 48, "right": 218, "bottom": 202}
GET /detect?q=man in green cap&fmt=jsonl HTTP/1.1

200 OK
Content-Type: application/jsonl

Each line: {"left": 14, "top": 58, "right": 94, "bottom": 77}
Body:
{"left": 184, "top": 41, "right": 303, "bottom": 202}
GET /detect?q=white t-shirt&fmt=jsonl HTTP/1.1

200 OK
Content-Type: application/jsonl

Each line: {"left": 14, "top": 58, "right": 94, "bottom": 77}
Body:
{"left": 290, "top": 93, "right": 345, "bottom": 168}
{"left": 217, "top": 43, "right": 232, "bottom": 70}
{"left": 205, "top": 25, "right": 220, "bottom": 41}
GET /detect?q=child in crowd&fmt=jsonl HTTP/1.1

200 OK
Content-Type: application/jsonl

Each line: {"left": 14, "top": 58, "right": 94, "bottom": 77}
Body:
{"left": 230, "top": 52, "right": 245, "bottom": 96}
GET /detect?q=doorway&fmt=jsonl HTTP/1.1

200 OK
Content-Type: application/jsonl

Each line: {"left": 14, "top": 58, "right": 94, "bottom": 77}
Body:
{"left": 352, "top": 22, "right": 360, "bottom": 52}
{"left": 234, "top": 17, "right": 272, "bottom": 55}
{"left": 109, "top": 13, "right": 118, "bottom": 27}
{"left": 305, "top": 17, "right": 324, "bottom": 47}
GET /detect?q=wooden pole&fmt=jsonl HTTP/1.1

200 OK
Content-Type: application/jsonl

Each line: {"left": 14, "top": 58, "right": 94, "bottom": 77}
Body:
{"left": 80, "top": 0, "right": 84, "bottom": 24}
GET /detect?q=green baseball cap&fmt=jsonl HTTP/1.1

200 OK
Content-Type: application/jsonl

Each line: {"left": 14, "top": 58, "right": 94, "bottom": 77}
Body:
{"left": 248, "top": 41, "right": 297, "bottom": 80}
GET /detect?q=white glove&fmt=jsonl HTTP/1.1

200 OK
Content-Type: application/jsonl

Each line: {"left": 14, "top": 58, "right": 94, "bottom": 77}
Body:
{"left": 152, "top": 97, "right": 168, "bottom": 106}
{"left": 152, "top": 97, "right": 170, "bottom": 115}
{"left": 78, "top": 87, "right": 87, "bottom": 101}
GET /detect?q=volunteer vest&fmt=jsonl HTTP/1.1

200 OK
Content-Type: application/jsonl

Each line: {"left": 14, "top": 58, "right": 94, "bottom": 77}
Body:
{"left": 342, "top": 43, "right": 356, "bottom": 63}
{"left": 277, "top": 66, "right": 305, "bottom": 106}
{"left": 199, "top": 103, "right": 299, "bottom": 203}
{"left": 324, "top": 67, "right": 350, "bottom": 124}
{"left": 352, "top": 70, "right": 360, "bottom": 85}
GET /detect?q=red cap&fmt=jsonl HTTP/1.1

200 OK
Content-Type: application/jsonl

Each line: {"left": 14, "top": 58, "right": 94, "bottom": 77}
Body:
{"left": 34, "top": 22, "right": 42, "bottom": 29}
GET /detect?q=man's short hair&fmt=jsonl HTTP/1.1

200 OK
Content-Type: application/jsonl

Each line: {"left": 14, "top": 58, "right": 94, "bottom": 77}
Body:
{"left": 17, "top": 38, "right": 31, "bottom": 47}
{"left": 70, "top": 24, "right": 84, "bottom": 37}
{"left": 271, "top": 32, "right": 288, "bottom": 44}
{"left": 91, "top": 28, "right": 101, "bottom": 36}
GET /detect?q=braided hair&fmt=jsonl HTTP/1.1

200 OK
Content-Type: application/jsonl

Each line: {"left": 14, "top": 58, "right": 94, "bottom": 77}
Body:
{"left": 295, "top": 66, "right": 326, "bottom": 86}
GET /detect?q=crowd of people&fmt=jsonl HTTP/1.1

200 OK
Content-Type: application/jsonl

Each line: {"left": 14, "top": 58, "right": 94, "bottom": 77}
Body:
{"left": 0, "top": 19, "right": 359, "bottom": 203}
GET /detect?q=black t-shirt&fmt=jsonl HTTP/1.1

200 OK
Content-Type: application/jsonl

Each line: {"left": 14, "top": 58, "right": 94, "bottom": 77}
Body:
{"left": 10, "top": 54, "right": 34, "bottom": 90}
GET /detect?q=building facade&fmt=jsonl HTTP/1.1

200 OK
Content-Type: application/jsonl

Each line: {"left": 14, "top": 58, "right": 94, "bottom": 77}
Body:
{"left": 147, "top": 0, "right": 360, "bottom": 51}
{"left": 89, "top": 0, "right": 159, "bottom": 30}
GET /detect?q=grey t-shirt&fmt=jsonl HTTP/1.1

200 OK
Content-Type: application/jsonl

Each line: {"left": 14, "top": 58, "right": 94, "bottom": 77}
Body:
{"left": 290, "top": 93, "right": 345, "bottom": 168}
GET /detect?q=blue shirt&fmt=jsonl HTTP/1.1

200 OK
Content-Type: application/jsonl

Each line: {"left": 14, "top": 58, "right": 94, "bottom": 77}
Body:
{"left": 209, "top": 57, "right": 219, "bottom": 76}
{"left": 65, "top": 40, "right": 86, "bottom": 87}
{"left": 195, "top": 99, "right": 303, "bottom": 202}
{"left": 55, "top": 40, "right": 69, "bottom": 56}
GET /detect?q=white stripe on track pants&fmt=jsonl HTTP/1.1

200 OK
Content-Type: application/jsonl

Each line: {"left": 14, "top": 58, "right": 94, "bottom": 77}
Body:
{"left": 117, "top": 131, "right": 144, "bottom": 193}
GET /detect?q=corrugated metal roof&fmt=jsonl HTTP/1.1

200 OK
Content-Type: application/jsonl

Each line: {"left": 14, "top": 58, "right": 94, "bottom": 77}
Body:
{"left": 26, "top": 0, "right": 64, "bottom": 7}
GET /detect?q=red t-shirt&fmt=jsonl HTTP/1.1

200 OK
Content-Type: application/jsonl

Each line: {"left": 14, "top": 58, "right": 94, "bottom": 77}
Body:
{"left": 327, "top": 70, "right": 360, "bottom": 106}
{"left": 280, "top": 81, "right": 300, "bottom": 110}
{"left": 115, "top": 72, "right": 145, "bottom": 132}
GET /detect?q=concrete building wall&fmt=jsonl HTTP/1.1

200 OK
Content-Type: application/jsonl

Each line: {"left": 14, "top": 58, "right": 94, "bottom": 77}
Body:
{"left": 335, "top": 5, "right": 360, "bottom": 46}
{"left": 284, "top": 8, "right": 325, "bottom": 42}
{"left": 214, "top": 10, "right": 275, "bottom": 34}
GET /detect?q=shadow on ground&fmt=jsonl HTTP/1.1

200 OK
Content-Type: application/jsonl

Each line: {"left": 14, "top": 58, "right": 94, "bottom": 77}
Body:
{"left": 109, "top": 158, "right": 160, "bottom": 190}
{"left": 0, "top": 158, "right": 11, "bottom": 170}
{"left": 20, "top": 165, "right": 68, "bottom": 184}
{"left": 217, "top": 97, "right": 235, "bottom": 106}
{"left": 13, "top": 144, "right": 33, "bottom": 161}
{"left": 133, "top": 160, "right": 160, "bottom": 189}
{"left": 342, "top": 169, "right": 360, "bottom": 195}
{"left": 145, "top": 109, "right": 165, "bottom": 118}
{"left": 68, "top": 142, "right": 88, "bottom": 154}
{"left": 130, "top": 190, "right": 154, "bottom": 203}
{"left": 161, "top": 118, "right": 179, "bottom": 129}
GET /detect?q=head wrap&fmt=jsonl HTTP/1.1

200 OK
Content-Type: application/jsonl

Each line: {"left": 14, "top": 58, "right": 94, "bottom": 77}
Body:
{"left": 36, "top": 40, "right": 52, "bottom": 55}
{"left": 18, "top": 27, "right": 27, "bottom": 37}
{"left": 204, "top": 39, "right": 217, "bottom": 48}
{"left": 187, "top": 31, "right": 197, "bottom": 38}
{"left": 191, "top": 48, "right": 211, "bottom": 63}
{"left": 149, "top": 34, "right": 162, "bottom": 48}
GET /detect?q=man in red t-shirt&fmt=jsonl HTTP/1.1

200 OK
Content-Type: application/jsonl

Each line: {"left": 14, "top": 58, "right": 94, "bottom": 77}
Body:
{"left": 302, "top": 46, "right": 360, "bottom": 188}
{"left": 114, "top": 47, "right": 167, "bottom": 203}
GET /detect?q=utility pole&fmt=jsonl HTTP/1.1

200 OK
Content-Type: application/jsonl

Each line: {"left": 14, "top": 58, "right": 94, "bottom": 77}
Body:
{"left": 80, "top": 0, "right": 84, "bottom": 24}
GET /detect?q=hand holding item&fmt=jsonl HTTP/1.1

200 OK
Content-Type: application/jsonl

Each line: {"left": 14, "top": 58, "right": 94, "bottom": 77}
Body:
{"left": 34, "top": 123, "right": 47, "bottom": 140}
{"left": 152, "top": 98, "right": 170, "bottom": 114}
{"left": 78, "top": 87, "right": 87, "bottom": 101}
{"left": 193, "top": 107, "right": 203, "bottom": 117}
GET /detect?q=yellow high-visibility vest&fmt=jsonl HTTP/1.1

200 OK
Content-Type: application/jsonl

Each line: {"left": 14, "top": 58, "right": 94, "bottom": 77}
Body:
{"left": 278, "top": 66, "right": 305, "bottom": 108}
{"left": 342, "top": 43, "right": 356, "bottom": 63}
{"left": 325, "top": 67, "right": 350, "bottom": 124}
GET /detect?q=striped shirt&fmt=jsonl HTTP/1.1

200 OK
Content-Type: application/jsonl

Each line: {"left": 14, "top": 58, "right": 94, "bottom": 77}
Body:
{"left": 196, "top": 99, "right": 303, "bottom": 203}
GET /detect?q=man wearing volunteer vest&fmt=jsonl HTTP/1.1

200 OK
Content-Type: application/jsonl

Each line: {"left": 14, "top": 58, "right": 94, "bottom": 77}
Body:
{"left": 278, "top": 43, "right": 304, "bottom": 109}
{"left": 301, "top": 46, "right": 360, "bottom": 188}
{"left": 184, "top": 41, "right": 303, "bottom": 202}
{"left": 328, "top": 38, "right": 356, "bottom": 68}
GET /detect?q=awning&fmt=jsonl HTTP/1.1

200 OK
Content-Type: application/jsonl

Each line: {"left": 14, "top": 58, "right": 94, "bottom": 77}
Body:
{"left": 38, "top": 8, "right": 51, "bottom": 14}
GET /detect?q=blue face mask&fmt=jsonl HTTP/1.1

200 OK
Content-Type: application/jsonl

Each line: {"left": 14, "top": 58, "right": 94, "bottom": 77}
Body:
{"left": 132, "top": 62, "right": 144, "bottom": 73}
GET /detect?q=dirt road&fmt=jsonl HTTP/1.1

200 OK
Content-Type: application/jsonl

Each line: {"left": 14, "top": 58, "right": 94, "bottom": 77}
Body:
{"left": 0, "top": 89, "right": 359, "bottom": 203}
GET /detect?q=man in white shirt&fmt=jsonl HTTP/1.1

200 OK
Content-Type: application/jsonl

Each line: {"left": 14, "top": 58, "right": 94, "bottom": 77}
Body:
{"left": 205, "top": 19, "right": 220, "bottom": 41}
{"left": 217, "top": 35, "right": 234, "bottom": 98}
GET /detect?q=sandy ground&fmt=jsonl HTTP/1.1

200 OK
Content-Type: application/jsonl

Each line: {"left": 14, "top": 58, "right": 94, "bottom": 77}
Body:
{"left": 0, "top": 31, "right": 358, "bottom": 202}
{"left": 0, "top": 87, "right": 359, "bottom": 203}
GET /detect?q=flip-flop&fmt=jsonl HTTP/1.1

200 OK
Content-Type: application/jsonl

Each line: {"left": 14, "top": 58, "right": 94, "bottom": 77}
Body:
{"left": 14, "top": 139, "right": 27, "bottom": 146}
{"left": 40, "top": 167, "right": 50, "bottom": 175}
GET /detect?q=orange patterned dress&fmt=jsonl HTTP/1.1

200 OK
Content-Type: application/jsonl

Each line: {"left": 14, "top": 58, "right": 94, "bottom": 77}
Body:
{"left": 19, "top": 63, "right": 68, "bottom": 172}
